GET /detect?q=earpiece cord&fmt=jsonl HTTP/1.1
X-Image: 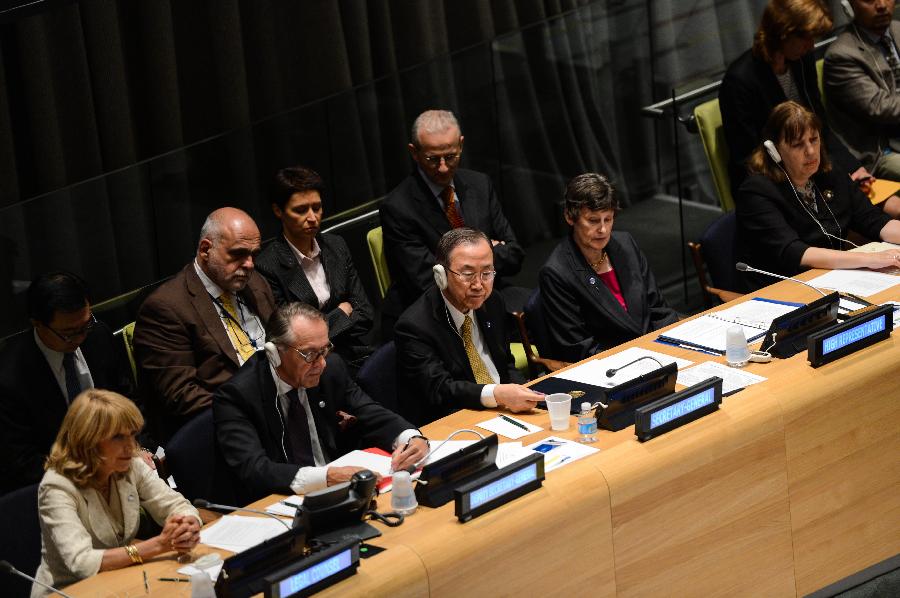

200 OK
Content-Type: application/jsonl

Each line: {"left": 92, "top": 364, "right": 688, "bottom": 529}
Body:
{"left": 776, "top": 162, "right": 848, "bottom": 249}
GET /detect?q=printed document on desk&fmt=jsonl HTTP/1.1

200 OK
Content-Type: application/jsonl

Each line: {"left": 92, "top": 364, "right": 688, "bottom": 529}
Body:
{"left": 200, "top": 514, "right": 287, "bottom": 552}
{"left": 806, "top": 269, "right": 900, "bottom": 297}
{"left": 554, "top": 346, "right": 693, "bottom": 388}
{"left": 677, "top": 361, "right": 766, "bottom": 395}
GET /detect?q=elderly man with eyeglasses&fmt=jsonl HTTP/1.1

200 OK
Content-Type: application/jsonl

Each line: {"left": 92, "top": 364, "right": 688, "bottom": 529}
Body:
{"left": 378, "top": 109, "right": 526, "bottom": 338}
{"left": 0, "top": 271, "right": 136, "bottom": 494}
{"left": 394, "top": 228, "right": 542, "bottom": 426}
{"left": 213, "top": 302, "right": 427, "bottom": 502}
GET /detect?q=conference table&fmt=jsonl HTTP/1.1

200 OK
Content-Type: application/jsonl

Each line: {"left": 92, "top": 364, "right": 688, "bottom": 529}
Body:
{"left": 65, "top": 268, "right": 900, "bottom": 597}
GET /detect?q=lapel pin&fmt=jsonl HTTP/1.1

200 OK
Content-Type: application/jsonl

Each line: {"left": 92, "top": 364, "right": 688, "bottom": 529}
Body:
{"left": 319, "top": 401, "right": 326, "bottom": 408}
{"left": 589, "top": 277, "right": 596, "bottom": 285}
{"left": 485, "top": 321, "right": 492, "bottom": 328}
{"left": 127, "top": 494, "right": 135, "bottom": 502}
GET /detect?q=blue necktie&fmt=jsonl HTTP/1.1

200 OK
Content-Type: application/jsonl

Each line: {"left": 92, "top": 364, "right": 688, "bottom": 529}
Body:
{"left": 62, "top": 352, "right": 81, "bottom": 404}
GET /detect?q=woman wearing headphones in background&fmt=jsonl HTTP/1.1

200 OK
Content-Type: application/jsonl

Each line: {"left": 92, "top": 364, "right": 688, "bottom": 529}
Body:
{"left": 736, "top": 101, "right": 900, "bottom": 291}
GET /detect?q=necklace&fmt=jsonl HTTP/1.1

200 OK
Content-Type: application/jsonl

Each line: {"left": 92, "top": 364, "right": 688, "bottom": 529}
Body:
{"left": 588, "top": 251, "right": 607, "bottom": 271}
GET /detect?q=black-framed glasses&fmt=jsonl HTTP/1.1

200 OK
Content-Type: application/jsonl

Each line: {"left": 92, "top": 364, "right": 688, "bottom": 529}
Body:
{"left": 447, "top": 268, "right": 496, "bottom": 284}
{"left": 422, "top": 153, "right": 461, "bottom": 167}
{"left": 288, "top": 342, "right": 334, "bottom": 364}
{"left": 45, "top": 312, "right": 97, "bottom": 343}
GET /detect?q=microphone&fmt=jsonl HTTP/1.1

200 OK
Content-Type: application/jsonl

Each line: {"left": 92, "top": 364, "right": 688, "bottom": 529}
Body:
{"left": 193, "top": 498, "right": 292, "bottom": 530}
{"left": 606, "top": 356, "right": 664, "bottom": 378}
{"left": 734, "top": 262, "right": 827, "bottom": 296}
{"left": 0, "top": 560, "right": 75, "bottom": 598}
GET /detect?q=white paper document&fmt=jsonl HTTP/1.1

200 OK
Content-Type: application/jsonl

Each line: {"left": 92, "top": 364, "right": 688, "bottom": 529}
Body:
{"left": 327, "top": 450, "right": 392, "bottom": 477}
{"left": 554, "top": 346, "right": 692, "bottom": 388}
{"left": 423, "top": 440, "right": 531, "bottom": 468}
{"left": 199, "top": 515, "right": 288, "bottom": 553}
{"left": 476, "top": 415, "right": 543, "bottom": 439}
{"left": 525, "top": 436, "right": 599, "bottom": 472}
{"left": 676, "top": 361, "right": 767, "bottom": 395}
{"left": 806, "top": 269, "right": 900, "bottom": 297}
{"left": 265, "top": 494, "right": 303, "bottom": 517}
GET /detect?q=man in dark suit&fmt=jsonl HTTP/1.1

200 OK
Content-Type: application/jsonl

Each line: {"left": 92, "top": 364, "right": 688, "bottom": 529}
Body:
{"left": 379, "top": 109, "right": 525, "bottom": 334}
{"left": 213, "top": 302, "right": 427, "bottom": 502}
{"left": 0, "top": 271, "right": 134, "bottom": 494}
{"left": 134, "top": 207, "right": 276, "bottom": 442}
{"left": 395, "top": 228, "right": 541, "bottom": 426}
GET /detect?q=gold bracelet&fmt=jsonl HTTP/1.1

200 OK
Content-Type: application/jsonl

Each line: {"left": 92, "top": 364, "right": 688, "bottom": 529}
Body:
{"left": 124, "top": 544, "right": 143, "bottom": 565}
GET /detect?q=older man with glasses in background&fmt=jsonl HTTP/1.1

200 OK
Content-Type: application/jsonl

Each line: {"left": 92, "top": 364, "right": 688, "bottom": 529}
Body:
{"left": 378, "top": 109, "right": 526, "bottom": 337}
{"left": 213, "top": 302, "right": 427, "bottom": 503}
{"left": 0, "top": 271, "right": 136, "bottom": 494}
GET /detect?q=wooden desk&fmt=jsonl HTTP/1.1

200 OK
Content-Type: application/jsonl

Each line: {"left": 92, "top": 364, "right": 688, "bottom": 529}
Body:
{"left": 65, "top": 271, "right": 900, "bottom": 597}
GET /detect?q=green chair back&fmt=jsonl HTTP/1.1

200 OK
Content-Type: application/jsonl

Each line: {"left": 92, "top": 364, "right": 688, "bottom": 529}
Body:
{"left": 816, "top": 58, "right": 826, "bottom": 110}
{"left": 120, "top": 321, "right": 137, "bottom": 384}
{"left": 694, "top": 98, "right": 735, "bottom": 212}
{"left": 366, "top": 226, "right": 391, "bottom": 299}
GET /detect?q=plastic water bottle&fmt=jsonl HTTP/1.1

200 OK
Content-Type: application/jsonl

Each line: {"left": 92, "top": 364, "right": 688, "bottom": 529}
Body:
{"left": 577, "top": 402, "right": 597, "bottom": 443}
{"left": 390, "top": 470, "right": 418, "bottom": 515}
{"left": 725, "top": 325, "right": 750, "bottom": 367}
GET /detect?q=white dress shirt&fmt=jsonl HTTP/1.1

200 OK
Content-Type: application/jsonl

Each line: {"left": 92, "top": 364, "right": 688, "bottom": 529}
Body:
{"left": 284, "top": 236, "right": 331, "bottom": 308}
{"left": 34, "top": 330, "right": 94, "bottom": 403}
{"left": 441, "top": 294, "right": 501, "bottom": 407}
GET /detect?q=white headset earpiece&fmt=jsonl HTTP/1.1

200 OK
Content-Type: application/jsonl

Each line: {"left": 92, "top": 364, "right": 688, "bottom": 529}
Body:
{"left": 264, "top": 341, "right": 281, "bottom": 368}
{"left": 433, "top": 264, "right": 448, "bottom": 290}
{"left": 764, "top": 140, "right": 783, "bottom": 164}
{"left": 840, "top": 0, "right": 854, "bottom": 21}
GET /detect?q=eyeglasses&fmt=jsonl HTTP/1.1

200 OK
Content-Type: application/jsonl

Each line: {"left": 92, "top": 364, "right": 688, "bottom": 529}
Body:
{"left": 45, "top": 313, "right": 97, "bottom": 343}
{"left": 287, "top": 342, "right": 334, "bottom": 364}
{"left": 422, "top": 153, "right": 461, "bottom": 167}
{"left": 447, "top": 268, "right": 496, "bottom": 284}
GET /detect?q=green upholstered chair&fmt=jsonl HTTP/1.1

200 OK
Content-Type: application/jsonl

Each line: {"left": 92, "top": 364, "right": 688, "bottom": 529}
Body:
{"left": 366, "top": 226, "right": 391, "bottom": 299}
{"left": 694, "top": 98, "right": 735, "bottom": 212}
{"left": 816, "top": 58, "right": 826, "bottom": 110}
{"left": 120, "top": 321, "right": 137, "bottom": 384}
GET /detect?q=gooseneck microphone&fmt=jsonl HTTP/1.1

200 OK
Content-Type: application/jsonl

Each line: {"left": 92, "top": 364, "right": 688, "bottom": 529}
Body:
{"left": 735, "top": 262, "right": 827, "bottom": 296}
{"left": 0, "top": 560, "right": 75, "bottom": 598}
{"left": 193, "top": 498, "right": 292, "bottom": 530}
{"left": 606, "top": 356, "right": 664, "bottom": 378}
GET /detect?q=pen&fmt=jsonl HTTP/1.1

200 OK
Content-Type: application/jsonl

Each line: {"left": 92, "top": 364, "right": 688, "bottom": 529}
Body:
{"left": 677, "top": 344, "right": 720, "bottom": 357}
{"left": 143, "top": 570, "right": 149, "bottom": 592}
{"left": 158, "top": 577, "right": 190, "bottom": 582}
{"left": 500, "top": 415, "right": 529, "bottom": 431}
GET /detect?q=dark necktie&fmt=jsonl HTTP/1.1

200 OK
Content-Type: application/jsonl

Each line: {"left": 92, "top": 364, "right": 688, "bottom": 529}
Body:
{"left": 880, "top": 36, "right": 900, "bottom": 91}
{"left": 62, "top": 352, "right": 81, "bottom": 404}
{"left": 285, "top": 389, "right": 315, "bottom": 466}
{"left": 441, "top": 186, "right": 465, "bottom": 228}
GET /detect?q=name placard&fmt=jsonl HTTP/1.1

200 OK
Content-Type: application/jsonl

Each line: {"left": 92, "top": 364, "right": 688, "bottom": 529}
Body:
{"left": 264, "top": 540, "right": 359, "bottom": 598}
{"left": 807, "top": 304, "right": 892, "bottom": 368}
{"left": 454, "top": 452, "right": 545, "bottom": 523}
{"left": 634, "top": 377, "right": 723, "bottom": 442}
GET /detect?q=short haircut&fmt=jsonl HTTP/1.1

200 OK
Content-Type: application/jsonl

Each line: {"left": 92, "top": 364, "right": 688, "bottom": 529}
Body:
{"left": 266, "top": 302, "right": 326, "bottom": 348}
{"left": 271, "top": 165, "right": 326, "bottom": 210}
{"left": 564, "top": 173, "right": 619, "bottom": 221}
{"left": 435, "top": 227, "right": 490, "bottom": 268}
{"left": 411, "top": 110, "right": 461, "bottom": 147}
{"left": 199, "top": 212, "right": 224, "bottom": 246}
{"left": 45, "top": 389, "right": 144, "bottom": 487}
{"left": 27, "top": 271, "right": 90, "bottom": 325}
{"left": 747, "top": 100, "right": 832, "bottom": 183}
{"left": 752, "top": 0, "right": 832, "bottom": 64}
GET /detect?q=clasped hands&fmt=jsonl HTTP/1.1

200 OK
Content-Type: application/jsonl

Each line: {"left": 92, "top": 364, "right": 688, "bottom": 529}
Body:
{"left": 155, "top": 513, "right": 201, "bottom": 554}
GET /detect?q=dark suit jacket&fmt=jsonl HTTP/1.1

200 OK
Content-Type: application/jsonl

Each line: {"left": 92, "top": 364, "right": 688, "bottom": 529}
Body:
{"left": 133, "top": 263, "right": 275, "bottom": 441}
{"left": 719, "top": 50, "right": 859, "bottom": 194}
{"left": 380, "top": 169, "right": 525, "bottom": 311}
{"left": 0, "top": 323, "right": 134, "bottom": 494}
{"left": 255, "top": 234, "right": 373, "bottom": 368}
{"left": 213, "top": 352, "right": 414, "bottom": 503}
{"left": 736, "top": 171, "right": 891, "bottom": 290}
{"left": 394, "top": 286, "right": 524, "bottom": 426}
{"left": 538, "top": 232, "right": 679, "bottom": 362}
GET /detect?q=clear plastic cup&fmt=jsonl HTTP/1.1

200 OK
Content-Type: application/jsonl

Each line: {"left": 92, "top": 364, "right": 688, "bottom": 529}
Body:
{"left": 545, "top": 393, "right": 572, "bottom": 431}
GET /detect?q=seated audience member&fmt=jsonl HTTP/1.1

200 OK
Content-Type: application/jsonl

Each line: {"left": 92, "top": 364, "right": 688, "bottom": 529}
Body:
{"left": 213, "top": 303, "right": 427, "bottom": 502}
{"left": 32, "top": 390, "right": 200, "bottom": 597}
{"left": 133, "top": 207, "right": 275, "bottom": 441}
{"left": 379, "top": 109, "right": 525, "bottom": 334}
{"left": 736, "top": 101, "right": 900, "bottom": 291}
{"left": 0, "top": 271, "right": 134, "bottom": 495}
{"left": 719, "top": 0, "right": 867, "bottom": 195}
{"left": 395, "top": 228, "right": 541, "bottom": 426}
{"left": 255, "top": 166, "right": 374, "bottom": 373}
{"left": 825, "top": 0, "right": 900, "bottom": 183}
{"left": 538, "top": 174, "right": 679, "bottom": 363}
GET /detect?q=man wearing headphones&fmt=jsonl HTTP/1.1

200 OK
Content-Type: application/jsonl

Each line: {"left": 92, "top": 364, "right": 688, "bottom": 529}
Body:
{"left": 213, "top": 302, "right": 427, "bottom": 503}
{"left": 394, "top": 228, "right": 542, "bottom": 426}
{"left": 825, "top": 0, "right": 900, "bottom": 184}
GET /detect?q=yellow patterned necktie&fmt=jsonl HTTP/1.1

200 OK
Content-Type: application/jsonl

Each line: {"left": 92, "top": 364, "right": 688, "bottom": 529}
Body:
{"left": 460, "top": 314, "right": 495, "bottom": 384}
{"left": 218, "top": 293, "right": 256, "bottom": 361}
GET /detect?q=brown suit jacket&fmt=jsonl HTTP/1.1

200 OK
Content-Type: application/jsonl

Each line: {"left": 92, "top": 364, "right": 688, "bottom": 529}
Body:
{"left": 133, "top": 263, "right": 275, "bottom": 441}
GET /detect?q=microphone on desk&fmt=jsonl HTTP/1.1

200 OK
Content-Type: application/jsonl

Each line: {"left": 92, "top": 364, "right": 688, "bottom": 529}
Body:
{"left": 605, "top": 356, "right": 664, "bottom": 378}
{"left": 734, "top": 262, "right": 827, "bottom": 296}
{"left": 0, "top": 560, "right": 75, "bottom": 598}
{"left": 192, "top": 498, "right": 293, "bottom": 530}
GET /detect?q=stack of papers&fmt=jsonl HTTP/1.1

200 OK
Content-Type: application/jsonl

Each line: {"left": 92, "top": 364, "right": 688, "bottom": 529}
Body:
{"left": 677, "top": 361, "right": 766, "bottom": 395}
{"left": 554, "top": 347, "right": 693, "bottom": 388}
{"left": 806, "top": 269, "right": 900, "bottom": 297}
{"left": 199, "top": 515, "right": 289, "bottom": 553}
{"left": 525, "top": 436, "right": 599, "bottom": 472}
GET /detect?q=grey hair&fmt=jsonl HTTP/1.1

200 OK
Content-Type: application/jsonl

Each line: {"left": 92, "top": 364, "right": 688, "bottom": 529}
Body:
{"left": 198, "top": 213, "right": 224, "bottom": 247}
{"left": 563, "top": 173, "right": 618, "bottom": 221}
{"left": 265, "top": 302, "right": 326, "bottom": 347}
{"left": 436, "top": 227, "right": 490, "bottom": 267}
{"left": 411, "top": 110, "right": 460, "bottom": 147}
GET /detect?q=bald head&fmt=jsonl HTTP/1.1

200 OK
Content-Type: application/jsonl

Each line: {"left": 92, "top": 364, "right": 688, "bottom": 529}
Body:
{"left": 197, "top": 207, "right": 261, "bottom": 292}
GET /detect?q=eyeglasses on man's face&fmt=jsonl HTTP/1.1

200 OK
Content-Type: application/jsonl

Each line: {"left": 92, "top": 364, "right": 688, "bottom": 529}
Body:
{"left": 421, "top": 152, "right": 461, "bottom": 167}
{"left": 447, "top": 268, "right": 497, "bottom": 285}
{"left": 46, "top": 312, "right": 98, "bottom": 343}
{"left": 287, "top": 342, "right": 334, "bottom": 364}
